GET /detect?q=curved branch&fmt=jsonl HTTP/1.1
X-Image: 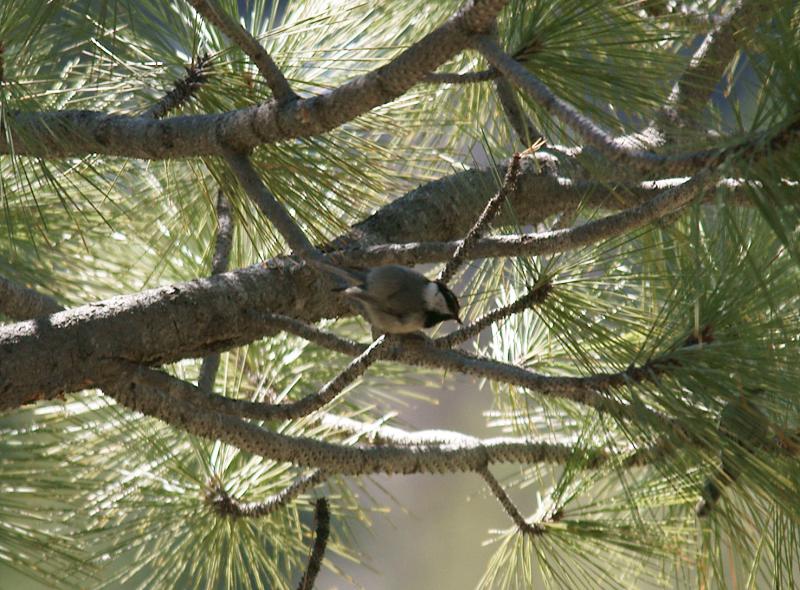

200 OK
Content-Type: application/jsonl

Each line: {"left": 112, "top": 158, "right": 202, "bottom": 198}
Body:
{"left": 186, "top": 0, "right": 296, "bottom": 103}
{"left": 207, "top": 470, "right": 325, "bottom": 518}
{"left": 339, "top": 173, "right": 711, "bottom": 268}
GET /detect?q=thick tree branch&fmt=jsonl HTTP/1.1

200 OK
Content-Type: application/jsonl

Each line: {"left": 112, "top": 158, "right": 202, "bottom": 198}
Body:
{"left": 341, "top": 173, "right": 711, "bottom": 268}
{"left": 186, "top": 0, "right": 296, "bottom": 103}
{"left": 1, "top": 0, "right": 508, "bottom": 159}
{"left": 0, "top": 166, "right": 720, "bottom": 410}
{"left": 423, "top": 68, "right": 498, "bottom": 84}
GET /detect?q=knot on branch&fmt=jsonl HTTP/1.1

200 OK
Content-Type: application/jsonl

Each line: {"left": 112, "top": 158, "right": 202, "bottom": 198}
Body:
{"left": 204, "top": 475, "right": 243, "bottom": 518}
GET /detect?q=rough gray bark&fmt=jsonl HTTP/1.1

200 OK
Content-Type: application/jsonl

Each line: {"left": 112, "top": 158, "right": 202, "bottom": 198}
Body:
{"left": 0, "top": 0, "right": 506, "bottom": 159}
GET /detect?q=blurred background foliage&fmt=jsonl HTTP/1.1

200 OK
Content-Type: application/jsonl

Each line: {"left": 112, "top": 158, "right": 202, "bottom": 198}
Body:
{"left": 1, "top": 0, "right": 800, "bottom": 588}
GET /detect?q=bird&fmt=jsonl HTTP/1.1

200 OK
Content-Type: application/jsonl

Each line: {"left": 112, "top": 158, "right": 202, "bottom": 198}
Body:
{"left": 310, "top": 261, "right": 461, "bottom": 335}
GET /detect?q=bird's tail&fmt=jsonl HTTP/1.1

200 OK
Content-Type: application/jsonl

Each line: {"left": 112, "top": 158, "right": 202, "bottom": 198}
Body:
{"left": 307, "top": 259, "right": 367, "bottom": 289}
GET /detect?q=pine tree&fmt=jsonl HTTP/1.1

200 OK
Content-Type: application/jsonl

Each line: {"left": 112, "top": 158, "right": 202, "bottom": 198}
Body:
{"left": 1, "top": 0, "right": 799, "bottom": 588}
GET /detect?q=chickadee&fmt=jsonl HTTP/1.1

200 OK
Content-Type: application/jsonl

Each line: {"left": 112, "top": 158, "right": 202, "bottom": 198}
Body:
{"left": 311, "top": 261, "right": 461, "bottom": 334}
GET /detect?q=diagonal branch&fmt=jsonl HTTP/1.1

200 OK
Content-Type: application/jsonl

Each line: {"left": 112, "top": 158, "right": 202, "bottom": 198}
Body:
{"left": 495, "top": 75, "right": 544, "bottom": 148}
{"left": 438, "top": 152, "right": 523, "bottom": 284}
{"left": 185, "top": 0, "right": 296, "bottom": 103}
{"left": 474, "top": 36, "right": 729, "bottom": 175}
{"left": 341, "top": 172, "right": 711, "bottom": 268}
{"left": 663, "top": 0, "right": 764, "bottom": 130}
{"left": 477, "top": 465, "right": 544, "bottom": 535}
{"left": 144, "top": 53, "right": 213, "bottom": 120}
{"left": 224, "top": 149, "right": 319, "bottom": 258}
{"left": 297, "top": 498, "right": 330, "bottom": 590}
{"left": 128, "top": 336, "right": 386, "bottom": 421}
{"left": 434, "top": 280, "right": 552, "bottom": 348}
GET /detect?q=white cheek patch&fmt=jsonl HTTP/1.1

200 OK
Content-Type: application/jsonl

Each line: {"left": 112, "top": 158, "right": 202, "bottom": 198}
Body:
{"left": 423, "top": 282, "right": 449, "bottom": 314}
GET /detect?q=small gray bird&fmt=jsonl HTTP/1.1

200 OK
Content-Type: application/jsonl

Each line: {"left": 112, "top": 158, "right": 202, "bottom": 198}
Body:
{"left": 311, "top": 262, "right": 461, "bottom": 334}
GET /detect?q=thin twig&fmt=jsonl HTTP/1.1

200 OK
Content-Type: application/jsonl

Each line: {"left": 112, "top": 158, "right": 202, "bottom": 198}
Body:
{"left": 185, "top": 0, "right": 296, "bottom": 103}
{"left": 256, "top": 313, "right": 364, "bottom": 356}
{"left": 198, "top": 190, "right": 234, "bottom": 393}
{"left": 495, "top": 76, "right": 544, "bottom": 148}
{"left": 337, "top": 173, "right": 711, "bottom": 268}
{"left": 437, "top": 153, "right": 523, "bottom": 284}
{"left": 224, "top": 149, "right": 320, "bottom": 259}
{"left": 477, "top": 465, "right": 544, "bottom": 535}
{"left": 297, "top": 498, "right": 330, "bottom": 590}
{"left": 129, "top": 337, "right": 386, "bottom": 421}
{"left": 144, "top": 53, "right": 213, "bottom": 119}
{"left": 434, "top": 281, "right": 552, "bottom": 348}
{"left": 207, "top": 470, "right": 325, "bottom": 518}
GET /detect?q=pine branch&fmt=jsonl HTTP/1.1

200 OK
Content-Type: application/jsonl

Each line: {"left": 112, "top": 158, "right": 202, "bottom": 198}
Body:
{"left": 477, "top": 466, "right": 545, "bottom": 536}
{"left": 206, "top": 470, "right": 325, "bottom": 518}
{"left": 297, "top": 498, "right": 330, "bottom": 590}
{"left": 185, "top": 0, "right": 296, "bottom": 103}
{"left": 103, "top": 370, "right": 607, "bottom": 475}
{"left": 438, "top": 152, "right": 523, "bottom": 284}
{"left": 662, "top": 0, "right": 764, "bottom": 130}
{"left": 0, "top": 165, "right": 764, "bottom": 410}
{"left": 0, "top": 276, "right": 62, "bottom": 320}
{"left": 224, "top": 149, "right": 320, "bottom": 258}
{"left": 495, "top": 75, "right": 544, "bottom": 148}
{"left": 434, "top": 280, "right": 552, "bottom": 348}
{"left": 144, "top": 53, "right": 213, "bottom": 120}
{"left": 127, "top": 337, "right": 385, "bottom": 421}
{"left": 198, "top": 190, "right": 234, "bottom": 393}
{"left": 341, "top": 172, "right": 711, "bottom": 268}
{"left": 1, "top": 0, "right": 509, "bottom": 159}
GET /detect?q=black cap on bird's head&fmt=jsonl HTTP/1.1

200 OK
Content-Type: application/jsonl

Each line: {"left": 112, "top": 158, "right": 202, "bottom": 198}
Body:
{"left": 423, "top": 280, "right": 462, "bottom": 328}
